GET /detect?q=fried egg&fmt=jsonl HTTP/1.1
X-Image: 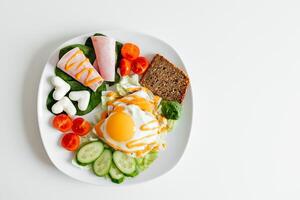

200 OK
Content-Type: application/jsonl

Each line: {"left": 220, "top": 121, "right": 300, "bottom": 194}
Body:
{"left": 94, "top": 88, "right": 167, "bottom": 157}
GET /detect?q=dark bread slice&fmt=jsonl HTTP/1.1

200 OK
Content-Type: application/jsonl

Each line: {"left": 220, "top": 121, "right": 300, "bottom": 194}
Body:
{"left": 140, "top": 54, "right": 190, "bottom": 103}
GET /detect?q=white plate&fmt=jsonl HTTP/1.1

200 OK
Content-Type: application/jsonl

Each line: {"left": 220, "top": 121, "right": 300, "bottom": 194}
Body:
{"left": 37, "top": 30, "right": 193, "bottom": 186}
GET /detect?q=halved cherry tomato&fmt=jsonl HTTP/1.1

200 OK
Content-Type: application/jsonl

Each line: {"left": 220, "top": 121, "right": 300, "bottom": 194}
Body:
{"left": 71, "top": 117, "right": 91, "bottom": 136}
{"left": 52, "top": 114, "right": 72, "bottom": 132}
{"left": 121, "top": 43, "right": 140, "bottom": 61}
{"left": 61, "top": 133, "right": 80, "bottom": 151}
{"left": 119, "top": 58, "right": 132, "bottom": 76}
{"left": 132, "top": 57, "right": 149, "bottom": 75}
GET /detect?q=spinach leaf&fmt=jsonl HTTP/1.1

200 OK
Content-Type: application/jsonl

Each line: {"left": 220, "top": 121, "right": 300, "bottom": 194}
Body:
{"left": 59, "top": 44, "right": 96, "bottom": 63}
{"left": 46, "top": 89, "right": 56, "bottom": 113}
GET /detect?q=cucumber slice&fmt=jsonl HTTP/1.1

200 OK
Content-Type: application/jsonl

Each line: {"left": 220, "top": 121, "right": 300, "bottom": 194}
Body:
{"left": 109, "top": 163, "right": 125, "bottom": 184}
{"left": 76, "top": 142, "right": 104, "bottom": 165}
{"left": 126, "top": 170, "right": 139, "bottom": 177}
{"left": 113, "top": 151, "right": 136, "bottom": 175}
{"left": 93, "top": 149, "right": 112, "bottom": 176}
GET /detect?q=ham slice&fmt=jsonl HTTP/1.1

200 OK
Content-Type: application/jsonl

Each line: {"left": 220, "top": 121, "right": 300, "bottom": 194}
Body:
{"left": 92, "top": 36, "right": 116, "bottom": 81}
{"left": 57, "top": 47, "right": 104, "bottom": 92}
{"left": 93, "top": 60, "right": 100, "bottom": 73}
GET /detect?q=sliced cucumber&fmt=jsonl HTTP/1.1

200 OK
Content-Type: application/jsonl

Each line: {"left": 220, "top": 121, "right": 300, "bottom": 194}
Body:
{"left": 113, "top": 151, "right": 136, "bottom": 175}
{"left": 76, "top": 142, "right": 104, "bottom": 165}
{"left": 93, "top": 149, "right": 112, "bottom": 176}
{"left": 126, "top": 170, "right": 139, "bottom": 177}
{"left": 109, "top": 163, "right": 125, "bottom": 184}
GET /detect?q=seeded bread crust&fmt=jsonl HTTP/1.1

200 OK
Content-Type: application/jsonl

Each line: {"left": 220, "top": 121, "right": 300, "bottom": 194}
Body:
{"left": 140, "top": 54, "right": 190, "bottom": 103}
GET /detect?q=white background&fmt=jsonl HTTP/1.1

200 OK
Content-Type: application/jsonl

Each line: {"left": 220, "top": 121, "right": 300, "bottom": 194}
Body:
{"left": 1, "top": 0, "right": 300, "bottom": 199}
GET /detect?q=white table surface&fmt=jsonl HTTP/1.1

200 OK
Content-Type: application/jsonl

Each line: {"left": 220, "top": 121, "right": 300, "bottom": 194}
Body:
{"left": 1, "top": 0, "right": 300, "bottom": 199}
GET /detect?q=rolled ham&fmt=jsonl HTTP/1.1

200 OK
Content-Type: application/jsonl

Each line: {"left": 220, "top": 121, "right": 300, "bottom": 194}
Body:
{"left": 57, "top": 47, "right": 104, "bottom": 92}
{"left": 92, "top": 36, "right": 116, "bottom": 81}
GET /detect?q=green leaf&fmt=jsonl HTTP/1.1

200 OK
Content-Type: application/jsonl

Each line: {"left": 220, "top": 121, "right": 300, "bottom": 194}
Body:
{"left": 46, "top": 89, "right": 56, "bottom": 113}
{"left": 161, "top": 100, "right": 182, "bottom": 120}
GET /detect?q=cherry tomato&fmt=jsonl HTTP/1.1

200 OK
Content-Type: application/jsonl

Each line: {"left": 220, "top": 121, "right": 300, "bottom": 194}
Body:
{"left": 119, "top": 58, "right": 132, "bottom": 76}
{"left": 121, "top": 43, "right": 140, "bottom": 61}
{"left": 52, "top": 114, "right": 73, "bottom": 132}
{"left": 132, "top": 57, "right": 149, "bottom": 75}
{"left": 72, "top": 118, "right": 91, "bottom": 136}
{"left": 61, "top": 133, "right": 80, "bottom": 151}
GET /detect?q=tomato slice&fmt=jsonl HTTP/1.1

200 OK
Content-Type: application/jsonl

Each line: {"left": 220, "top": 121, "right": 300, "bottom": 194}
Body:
{"left": 121, "top": 43, "right": 140, "bottom": 61}
{"left": 52, "top": 114, "right": 73, "bottom": 132}
{"left": 132, "top": 57, "right": 149, "bottom": 75}
{"left": 72, "top": 118, "right": 91, "bottom": 136}
{"left": 61, "top": 133, "right": 80, "bottom": 151}
{"left": 119, "top": 58, "right": 132, "bottom": 76}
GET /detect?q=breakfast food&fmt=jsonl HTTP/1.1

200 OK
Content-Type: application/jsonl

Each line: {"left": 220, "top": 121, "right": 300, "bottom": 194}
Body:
{"left": 140, "top": 54, "right": 189, "bottom": 103}
{"left": 57, "top": 47, "right": 104, "bottom": 91}
{"left": 69, "top": 91, "right": 90, "bottom": 111}
{"left": 51, "top": 76, "right": 71, "bottom": 100}
{"left": 94, "top": 88, "right": 167, "bottom": 158}
{"left": 52, "top": 96, "right": 76, "bottom": 116}
{"left": 92, "top": 36, "right": 116, "bottom": 81}
{"left": 45, "top": 33, "right": 190, "bottom": 184}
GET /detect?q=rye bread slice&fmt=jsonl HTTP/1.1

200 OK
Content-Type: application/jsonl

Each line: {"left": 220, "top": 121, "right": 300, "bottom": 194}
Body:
{"left": 140, "top": 54, "right": 189, "bottom": 103}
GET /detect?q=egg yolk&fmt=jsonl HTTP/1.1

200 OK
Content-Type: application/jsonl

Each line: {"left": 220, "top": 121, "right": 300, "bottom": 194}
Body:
{"left": 106, "top": 111, "right": 135, "bottom": 142}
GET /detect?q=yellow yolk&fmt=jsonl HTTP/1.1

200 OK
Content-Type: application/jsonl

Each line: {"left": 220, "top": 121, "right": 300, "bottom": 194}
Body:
{"left": 113, "top": 95, "right": 154, "bottom": 113}
{"left": 106, "top": 111, "right": 135, "bottom": 142}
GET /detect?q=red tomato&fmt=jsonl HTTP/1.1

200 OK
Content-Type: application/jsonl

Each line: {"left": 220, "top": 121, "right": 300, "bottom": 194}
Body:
{"left": 72, "top": 118, "right": 91, "bottom": 136}
{"left": 132, "top": 57, "right": 149, "bottom": 75}
{"left": 61, "top": 133, "right": 80, "bottom": 151}
{"left": 119, "top": 58, "right": 132, "bottom": 76}
{"left": 52, "top": 114, "right": 72, "bottom": 132}
{"left": 121, "top": 43, "right": 140, "bottom": 61}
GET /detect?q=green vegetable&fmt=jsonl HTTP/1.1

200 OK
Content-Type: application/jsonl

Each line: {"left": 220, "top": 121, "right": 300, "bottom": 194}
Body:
{"left": 76, "top": 142, "right": 104, "bottom": 165}
{"left": 59, "top": 44, "right": 96, "bottom": 63}
{"left": 46, "top": 68, "right": 107, "bottom": 116}
{"left": 135, "top": 152, "right": 158, "bottom": 173}
{"left": 93, "top": 149, "right": 112, "bottom": 176}
{"left": 112, "top": 151, "right": 136, "bottom": 175}
{"left": 109, "top": 163, "right": 125, "bottom": 184}
{"left": 161, "top": 100, "right": 182, "bottom": 120}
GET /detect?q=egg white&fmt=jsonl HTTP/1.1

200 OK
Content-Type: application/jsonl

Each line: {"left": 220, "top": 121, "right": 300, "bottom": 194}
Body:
{"left": 99, "top": 89, "right": 165, "bottom": 155}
